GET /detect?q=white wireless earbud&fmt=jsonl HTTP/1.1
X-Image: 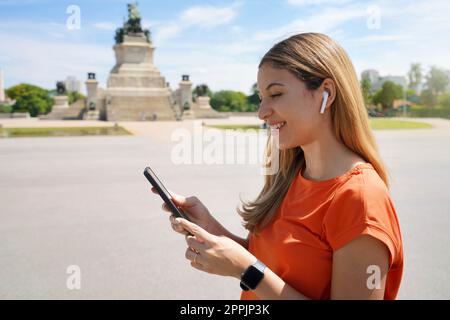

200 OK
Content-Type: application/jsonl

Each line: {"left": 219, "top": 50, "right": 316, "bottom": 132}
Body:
{"left": 320, "top": 91, "right": 329, "bottom": 114}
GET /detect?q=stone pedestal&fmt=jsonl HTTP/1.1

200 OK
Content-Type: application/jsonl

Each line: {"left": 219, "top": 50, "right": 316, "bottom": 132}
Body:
{"left": 40, "top": 95, "right": 78, "bottom": 120}
{"left": 105, "top": 34, "right": 175, "bottom": 121}
{"left": 83, "top": 110, "right": 100, "bottom": 120}
{"left": 197, "top": 96, "right": 213, "bottom": 109}
{"left": 188, "top": 95, "right": 227, "bottom": 119}
{"left": 53, "top": 95, "right": 69, "bottom": 108}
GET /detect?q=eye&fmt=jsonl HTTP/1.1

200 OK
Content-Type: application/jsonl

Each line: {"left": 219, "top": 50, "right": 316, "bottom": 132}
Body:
{"left": 270, "top": 93, "right": 282, "bottom": 99}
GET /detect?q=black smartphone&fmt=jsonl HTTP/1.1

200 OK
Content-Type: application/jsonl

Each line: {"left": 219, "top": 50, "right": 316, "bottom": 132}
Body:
{"left": 143, "top": 166, "right": 191, "bottom": 222}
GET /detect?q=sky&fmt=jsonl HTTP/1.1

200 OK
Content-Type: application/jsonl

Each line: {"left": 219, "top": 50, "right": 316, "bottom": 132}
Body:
{"left": 0, "top": 0, "right": 449, "bottom": 94}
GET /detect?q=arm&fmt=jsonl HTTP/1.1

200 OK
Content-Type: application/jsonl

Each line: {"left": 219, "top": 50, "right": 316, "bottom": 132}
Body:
{"left": 237, "top": 234, "right": 389, "bottom": 300}
{"left": 330, "top": 234, "right": 389, "bottom": 299}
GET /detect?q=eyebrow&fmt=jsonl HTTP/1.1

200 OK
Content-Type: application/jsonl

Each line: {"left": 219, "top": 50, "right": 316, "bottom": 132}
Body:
{"left": 257, "top": 83, "right": 285, "bottom": 98}
{"left": 258, "top": 82, "right": 284, "bottom": 91}
{"left": 265, "top": 82, "right": 285, "bottom": 91}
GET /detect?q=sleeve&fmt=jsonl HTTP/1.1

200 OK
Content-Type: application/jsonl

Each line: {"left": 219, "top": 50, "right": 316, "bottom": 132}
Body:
{"left": 323, "top": 174, "right": 401, "bottom": 268}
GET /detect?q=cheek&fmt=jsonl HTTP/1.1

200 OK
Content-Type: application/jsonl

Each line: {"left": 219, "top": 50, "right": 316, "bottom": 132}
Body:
{"left": 282, "top": 100, "right": 321, "bottom": 147}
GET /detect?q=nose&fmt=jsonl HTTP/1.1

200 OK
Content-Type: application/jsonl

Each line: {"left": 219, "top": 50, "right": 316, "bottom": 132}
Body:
{"left": 258, "top": 101, "right": 273, "bottom": 121}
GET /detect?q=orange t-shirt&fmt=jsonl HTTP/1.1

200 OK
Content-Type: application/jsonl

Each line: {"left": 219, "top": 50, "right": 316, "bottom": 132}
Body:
{"left": 240, "top": 163, "right": 403, "bottom": 300}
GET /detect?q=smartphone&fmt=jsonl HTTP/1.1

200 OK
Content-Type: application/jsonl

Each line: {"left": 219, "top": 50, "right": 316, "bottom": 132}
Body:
{"left": 143, "top": 166, "right": 191, "bottom": 222}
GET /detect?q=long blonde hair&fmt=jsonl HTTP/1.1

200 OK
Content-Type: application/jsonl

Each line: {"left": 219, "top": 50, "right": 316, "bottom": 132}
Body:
{"left": 238, "top": 32, "right": 388, "bottom": 234}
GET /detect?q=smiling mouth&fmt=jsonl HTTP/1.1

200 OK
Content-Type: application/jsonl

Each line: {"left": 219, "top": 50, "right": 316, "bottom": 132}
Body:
{"left": 268, "top": 121, "right": 286, "bottom": 130}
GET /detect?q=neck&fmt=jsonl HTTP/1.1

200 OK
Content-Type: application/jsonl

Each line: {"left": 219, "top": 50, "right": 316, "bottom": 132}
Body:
{"left": 301, "top": 124, "right": 365, "bottom": 181}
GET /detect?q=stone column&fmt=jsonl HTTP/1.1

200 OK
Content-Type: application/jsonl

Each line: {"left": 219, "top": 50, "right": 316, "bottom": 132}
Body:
{"left": 179, "top": 74, "right": 193, "bottom": 111}
{"left": 0, "top": 69, "right": 5, "bottom": 102}
{"left": 85, "top": 72, "right": 98, "bottom": 110}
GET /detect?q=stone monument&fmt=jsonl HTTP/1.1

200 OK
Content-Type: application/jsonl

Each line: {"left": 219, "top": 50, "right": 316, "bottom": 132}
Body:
{"left": 53, "top": 81, "right": 69, "bottom": 109}
{"left": 104, "top": 3, "right": 176, "bottom": 121}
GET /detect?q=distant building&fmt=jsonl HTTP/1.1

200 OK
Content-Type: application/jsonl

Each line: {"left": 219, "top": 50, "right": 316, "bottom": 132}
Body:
{"left": 361, "top": 69, "right": 407, "bottom": 92}
{"left": 65, "top": 76, "right": 81, "bottom": 93}
{"left": 361, "top": 69, "right": 380, "bottom": 87}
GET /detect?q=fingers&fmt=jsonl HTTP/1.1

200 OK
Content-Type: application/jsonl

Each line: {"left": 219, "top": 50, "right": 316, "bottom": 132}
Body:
{"left": 176, "top": 218, "right": 212, "bottom": 244}
{"left": 150, "top": 187, "right": 196, "bottom": 209}
{"left": 161, "top": 202, "right": 170, "bottom": 213}
{"left": 186, "top": 235, "right": 207, "bottom": 253}
{"left": 185, "top": 247, "right": 203, "bottom": 265}
{"left": 168, "top": 190, "right": 198, "bottom": 208}
{"left": 167, "top": 215, "right": 188, "bottom": 235}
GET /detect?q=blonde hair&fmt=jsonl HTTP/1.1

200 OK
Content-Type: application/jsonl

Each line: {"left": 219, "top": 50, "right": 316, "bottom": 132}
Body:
{"left": 238, "top": 32, "right": 388, "bottom": 234}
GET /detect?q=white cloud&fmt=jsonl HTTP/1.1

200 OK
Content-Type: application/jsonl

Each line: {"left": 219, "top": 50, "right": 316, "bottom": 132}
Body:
{"left": 287, "top": 0, "right": 353, "bottom": 6}
{"left": 153, "top": 4, "right": 238, "bottom": 43}
{"left": 181, "top": 5, "right": 236, "bottom": 28}
{"left": 254, "top": 6, "right": 366, "bottom": 43}
{"left": 0, "top": 31, "right": 113, "bottom": 92}
{"left": 354, "top": 34, "right": 413, "bottom": 43}
{"left": 154, "top": 24, "right": 183, "bottom": 43}
{"left": 142, "top": 19, "right": 162, "bottom": 29}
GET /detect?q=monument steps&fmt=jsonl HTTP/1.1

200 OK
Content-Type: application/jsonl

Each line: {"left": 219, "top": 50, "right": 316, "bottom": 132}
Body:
{"left": 40, "top": 98, "right": 86, "bottom": 120}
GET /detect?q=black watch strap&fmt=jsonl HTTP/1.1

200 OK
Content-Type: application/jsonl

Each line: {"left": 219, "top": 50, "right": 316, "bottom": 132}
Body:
{"left": 240, "top": 260, "right": 266, "bottom": 291}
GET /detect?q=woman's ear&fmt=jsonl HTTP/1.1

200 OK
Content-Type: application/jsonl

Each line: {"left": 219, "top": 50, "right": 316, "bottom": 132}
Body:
{"left": 321, "top": 78, "right": 336, "bottom": 111}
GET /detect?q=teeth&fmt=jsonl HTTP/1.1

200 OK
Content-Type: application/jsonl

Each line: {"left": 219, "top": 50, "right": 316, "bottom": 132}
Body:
{"left": 270, "top": 121, "right": 286, "bottom": 129}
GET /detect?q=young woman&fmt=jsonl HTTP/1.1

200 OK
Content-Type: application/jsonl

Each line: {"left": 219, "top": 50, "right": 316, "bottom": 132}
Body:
{"left": 151, "top": 32, "right": 403, "bottom": 300}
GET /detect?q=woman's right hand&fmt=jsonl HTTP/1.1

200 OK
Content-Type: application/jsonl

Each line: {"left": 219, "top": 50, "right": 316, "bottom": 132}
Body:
{"left": 150, "top": 187, "right": 222, "bottom": 236}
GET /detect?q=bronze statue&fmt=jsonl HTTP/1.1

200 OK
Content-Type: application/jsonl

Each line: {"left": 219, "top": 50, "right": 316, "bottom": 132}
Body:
{"left": 56, "top": 81, "right": 67, "bottom": 95}
{"left": 115, "top": 2, "right": 151, "bottom": 44}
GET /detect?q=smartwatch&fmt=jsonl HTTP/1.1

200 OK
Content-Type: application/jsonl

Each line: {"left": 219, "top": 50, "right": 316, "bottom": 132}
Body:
{"left": 240, "top": 260, "right": 266, "bottom": 291}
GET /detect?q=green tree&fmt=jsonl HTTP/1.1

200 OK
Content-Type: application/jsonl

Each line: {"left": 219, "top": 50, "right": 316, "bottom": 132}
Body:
{"left": 360, "top": 76, "right": 373, "bottom": 107}
{"left": 247, "top": 83, "right": 260, "bottom": 106}
{"left": 425, "top": 66, "right": 450, "bottom": 106}
{"left": 0, "top": 104, "right": 13, "bottom": 113}
{"left": 438, "top": 92, "right": 450, "bottom": 108}
{"left": 210, "top": 90, "right": 248, "bottom": 112}
{"left": 420, "top": 89, "right": 434, "bottom": 107}
{"left": 372, "top": 81, "right": 404, "bottom": 110}
{"left": 408, "top": 63, "right": 422, "bottom": 92}
{"left": 68, "top": 91, "right": 86, "bottom": 104}
{"left": 6, "top": 84, "right": 53, "bottom": 117}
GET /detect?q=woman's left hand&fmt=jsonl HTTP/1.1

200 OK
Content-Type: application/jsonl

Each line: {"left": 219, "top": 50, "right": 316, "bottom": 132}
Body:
{"left": 175, "top": 218, "right": 256, "bottom": 279}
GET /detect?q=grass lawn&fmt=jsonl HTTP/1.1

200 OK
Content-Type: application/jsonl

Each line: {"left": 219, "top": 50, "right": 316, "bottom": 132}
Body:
{"left": 0, "top": 126, "right": 132, "bottom": 138}
{"left": 206, "top": 118, "right": 433, "bottom": 131}
{"left": 370, "top": 118, "right": 433, "bottom": 130}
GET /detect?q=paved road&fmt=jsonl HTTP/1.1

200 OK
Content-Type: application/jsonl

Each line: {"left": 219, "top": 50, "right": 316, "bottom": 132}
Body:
{"left": 0, "top": 119, "right": 449, "bottom": 299}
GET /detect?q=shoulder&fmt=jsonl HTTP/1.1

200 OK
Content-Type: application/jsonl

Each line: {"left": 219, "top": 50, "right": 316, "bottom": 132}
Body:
{"left": 323, "top": 165, "right": 397, "bottom": 237}
{"left": 323, "top": 165, "right": 401, "bottom": 252}
{"left": 331, "top": 165, "right": 391, "bottom": 210}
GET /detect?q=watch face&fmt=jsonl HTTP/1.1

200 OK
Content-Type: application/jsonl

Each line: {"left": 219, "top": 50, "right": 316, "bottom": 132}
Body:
{"left": 241, "top": 265, "right": 264, "bottom": 290}
{"left": 240, "top": 282, "right": 250, "bottom": 291}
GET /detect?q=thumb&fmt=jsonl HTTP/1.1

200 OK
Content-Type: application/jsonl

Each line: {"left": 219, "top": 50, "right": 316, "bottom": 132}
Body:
{"left": 176, "top": 218, "right": 212, "bottom": 243}
{"left": 168, "top": 190, "right": 195, "bottom": 208}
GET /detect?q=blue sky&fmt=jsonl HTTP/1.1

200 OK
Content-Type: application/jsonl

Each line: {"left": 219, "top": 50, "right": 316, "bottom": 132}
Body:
{"left": 0, "top": 0, "right": 449, "bottom": 94}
